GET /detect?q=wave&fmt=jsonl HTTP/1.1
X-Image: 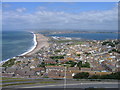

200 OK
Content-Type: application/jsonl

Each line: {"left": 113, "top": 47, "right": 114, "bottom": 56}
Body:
{"left": 19, "top": 32, "right": 37, "bottom": 56}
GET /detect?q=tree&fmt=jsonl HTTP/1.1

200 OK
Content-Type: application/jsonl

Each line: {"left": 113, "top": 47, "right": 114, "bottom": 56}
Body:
{"left": 82, "top": 62, "right": 90, "bottom": 68}
{"left": 2, "top": 59, "right": 16, "bottom": 67}
{"left": 89, "top": 75, "right": 100, "bottom": 79}
{"left": 89, "top": 72, "right": 120, "bottom": 80}
{"left": 65, "top": 61, "right": 77, "bottom": 67}
{"left": 38, "top": 62, "right": 45, "bottom": 68}
{"left": 50, "top": 55, "right": 64, "bottom": 59}
{"left": 55, "top": 60, "right": 58, "bottom": 63}
{"left": 73, "top": 72, "right": 89, "bottom": 79}
{"left": 76, "top": 54, "right": 80, "bottom": 56}
{"left": 70, "top": 62, "right": 77, "bottom": 67}
{"left": 77, "top": 61, "right": 82, "bottom": 69}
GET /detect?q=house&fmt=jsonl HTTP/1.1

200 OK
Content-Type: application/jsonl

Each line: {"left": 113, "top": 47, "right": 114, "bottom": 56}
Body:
{"left": 101, "top": 61, "right": 116, "bottom": 72}
{"left": 44, "top": 60, "right": 56, "bottom": 64}
{"left": 115, "top": 67, "right": 120, "bottom": 72}
{"left": 15, "top": 69, "right": 35, "bottom": 77}
{"left": 25, "top": 70, "right": 35, "bottom": 76}
{"left": 80, "top": 68, "right": 91, "bottom": 72}
{"left": 58, "top": 59, "right": 69, "bottom": 64}
{"left": 15, "top": 69, "right": 26, "bottom": 76}
{"left": 46, "top": 66, "right": 65, "bottom": 72}
{"left": 23, "top": 66, "right": 30, "bottom": 71}
{"left": 67, "top": 67, "right": 79, "bottom": 72}
{"left": 2, "top": 73, "right": 15, "bottom": 77}
{"left": 5, "top": 67, "right": 17, "bottom": 73}
{"left": 44, "top": 71, "right": 75, "bottom": 79}
{"left": 32, "top": 67, "right": 45, "bottom": 75}
{"left": 0, "top": 67, "right": 5, "bottom": 73}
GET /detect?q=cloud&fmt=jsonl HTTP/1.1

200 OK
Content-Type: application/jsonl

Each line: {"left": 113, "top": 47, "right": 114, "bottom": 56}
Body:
{"left": 37, "top": 6, "right": 46, "bottom": 11}
{"left": 16, "top": 8, "right": 26, "bottom": 13}
{"left": 2, "top": 7, "right": 118, "bottom": 31}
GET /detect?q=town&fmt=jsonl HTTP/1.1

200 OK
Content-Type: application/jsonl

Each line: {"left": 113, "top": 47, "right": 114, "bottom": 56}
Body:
{"left": 1, "top": 34, "right": 120, "bottom": 79}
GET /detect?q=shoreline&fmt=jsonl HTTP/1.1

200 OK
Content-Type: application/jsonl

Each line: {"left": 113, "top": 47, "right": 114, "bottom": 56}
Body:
{"left": 0, "top": 32, "right": 49, "bottom": 65}
{"left": 19, "top": 32, "right": 37, "bottom": 56}
{"left": 24, "top": 33, "right": 49, "bottom": 56}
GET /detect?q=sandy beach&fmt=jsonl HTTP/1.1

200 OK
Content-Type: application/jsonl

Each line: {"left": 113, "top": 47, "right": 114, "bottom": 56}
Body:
{"left": 24, "top": 33, "right": 49, "bottom": 56}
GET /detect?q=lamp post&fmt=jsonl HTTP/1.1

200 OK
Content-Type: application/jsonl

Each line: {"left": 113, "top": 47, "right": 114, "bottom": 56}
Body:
{"left": 64, "top": 64, "right": 67, "bottom": 89}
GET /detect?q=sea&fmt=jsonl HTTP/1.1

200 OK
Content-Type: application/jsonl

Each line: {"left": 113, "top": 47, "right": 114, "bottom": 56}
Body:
{"left": 2, "top": 31, "right": 34, "bottom": 61}
{"left": 48, "top": 33, "right": 118, "bottom": 40}
{"left": 2, "top": 31, "right": 118, "bottom": 61}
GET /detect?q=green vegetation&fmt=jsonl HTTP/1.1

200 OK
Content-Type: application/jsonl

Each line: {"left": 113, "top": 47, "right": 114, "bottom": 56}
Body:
{"left": 89, "top": 72, "right": 120, "bottom": 80}
{"left": 54, "top": 39, "right": 83, "bottom": 45}
{"left": 74, "top": 41, "right": 83, "bottom": 45}
{"left": 2, "top": 81, "right": 56, "bottom": 87}
{"left": 84, "top": 52, "right": 91, "bottom": 56}
{"left": 77, "top": 61, "right": 82, "bottom": 69}
{"left": 15, "top": 61, "right": 21, "bottom": 64}
{"left": 54, "top": 50, "right": 61, "bottom": 53}
{"left": 77, "top": 61, "right": 90, "bottom": 68}
{"left": 2, "top": 59, "right": 16, "bottom": 67}
{"left": 46, "top": 63, "right": 56, "bottom": 66}
{"left": 65, "top": 60, "right": 77, "bottom": 67}
{"left": 88, "top": 75, "right": 101, "bottom": 79}
{"left": 108, "top": 49, "right": 120, "bottom": 54}
{"left": 73, "top": 72, "right": 89, "bottom": 79}
{"left": 2, "top": 79, "right": 33, "bottom": 83}
{"left": 70, "top": 41, "right": 83, "bottom": 45}
{"left": 76, "top": 54, "right": 80, "bottom": 56}
{"left": 38, "top": 62, "right": 45, "bottom": 68}
{"left": 55, "top": 60, "right": 59, "bottom": 63}
{"left": 2, "top": 79, "right": 56, "bottom": 83}
{"left": 50, "top": 55, "right": 64, "bottom": 59}
{"left": 82, "top": 62, "right": 90, "bottom": 68}
{"left": 73, "top": 72, "right": 120, "bottom": 80}
{"left": 113, "top": 40, "right": 119, "bottom": 44}
{"left": 2, "top": 77, "right": 22, "bottom": 80}
{"left": 55, "top": 40, "right": 73, "bottom": 43}
{"left": 102, "top": 40, "right": 119, "bottom": 47}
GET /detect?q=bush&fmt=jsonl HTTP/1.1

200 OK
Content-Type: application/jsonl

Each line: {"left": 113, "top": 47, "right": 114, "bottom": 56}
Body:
{"left": 2, "top": 59, "right": 16, "bottom": 67}
{"left": 82, "top": 62, "right": 90, "bottom": 68}
{"left": 89, "top": 72, "right": 120, "bottom": 80}
{"left": 38, "top": 62, "right": 45, "bottom": 67}
{"left": 73, "top": 72, "right": 89, "bottom": 79}
{"left": 77, "top": 61, "right": 82, "bottom": 69}
{"left": 89, "top": 75, "right": 101, "bottom": 79}
{"left": 76, "top": 54, "right": 80, "bottom": 56}
{"left": 54, "top": 50, "right": 61, "bottom": 53}
{"left": 109, "top": 49, "right": 120, "bottom": 54}
{"left": 102, "top": 41, "right": 116, "bottom": 47}
{"left": 65, "top": 61, "right": 77, "bottom": 67}
{"left": 50, "top": 55, "right": 64, "bottom": 59}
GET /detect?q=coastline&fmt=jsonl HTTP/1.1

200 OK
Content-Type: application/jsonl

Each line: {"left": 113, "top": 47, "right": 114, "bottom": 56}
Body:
{"left": 24, "top": 33, "right": 49, "bottom": 56}
{"left": 0, "top": 32, "right": 49, "bottom": 65}
{"left": 20, "top": 32, "right": 37, "bottom": 56}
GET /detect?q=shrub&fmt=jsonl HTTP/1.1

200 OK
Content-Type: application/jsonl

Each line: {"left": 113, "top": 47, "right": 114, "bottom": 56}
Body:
{"left": 2, "top": 59, "right": 16, "bottom": 67}
{"left": 73, "top": 72, "right": 89, "bottom": 79}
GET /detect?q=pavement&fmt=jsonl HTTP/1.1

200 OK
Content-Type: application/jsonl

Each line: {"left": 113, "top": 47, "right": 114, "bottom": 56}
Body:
{"left": 2, "top": 79, "right": 119, "bottom": 89}
{"left": 15, "top": 82, "right": 119, "bottom": 88}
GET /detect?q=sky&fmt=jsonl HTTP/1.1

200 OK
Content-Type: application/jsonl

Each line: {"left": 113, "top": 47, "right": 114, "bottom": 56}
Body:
{"left": 2, "top": 2, "right": 118, "bottom": 31}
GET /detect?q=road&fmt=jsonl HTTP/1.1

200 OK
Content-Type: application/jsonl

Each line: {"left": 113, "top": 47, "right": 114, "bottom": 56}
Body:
{"left": 2, "top": 81, "right": 119, "bottom": 89}
{"left": 18, "top": 82, "right": 119, "bottom": 88}
{"left": 92, "top": 51, "right": 108, "bottom": 56}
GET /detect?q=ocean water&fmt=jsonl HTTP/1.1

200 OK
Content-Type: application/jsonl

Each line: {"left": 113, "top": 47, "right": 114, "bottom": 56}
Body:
{"left": 2, "top": 31, "right": 34, "bottom": 61}
{"left": 48, "top": 33, "right": 118, "bottom": 40}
